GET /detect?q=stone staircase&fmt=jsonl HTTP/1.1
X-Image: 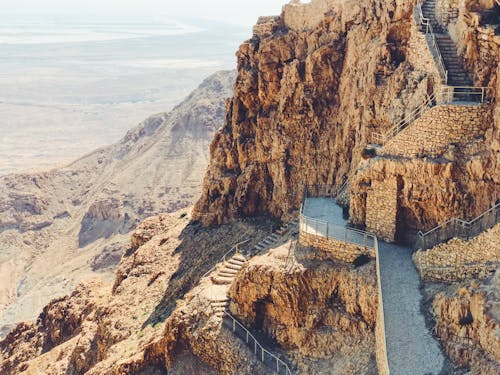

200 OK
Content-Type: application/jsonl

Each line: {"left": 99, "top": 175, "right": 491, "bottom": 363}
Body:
{"left": 247, "top": 218, "right": 299, "bottom": 256}
{"left": 208, "top": 218, "right": 300, "bottom": 319}
{"left": 420, "top": 0, "right": 473, "bottom": 86}
{"left": 211, "top": 253, "right": 247, "bottom": 285}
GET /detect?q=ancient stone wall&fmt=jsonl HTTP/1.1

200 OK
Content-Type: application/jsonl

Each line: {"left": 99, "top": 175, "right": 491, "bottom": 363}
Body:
{"left": 417, "top": 263, "right": 496, "bottom": 282}
{"left": 407, "top": 11, "right": 446, "bottom": 85}
{"left": 435, "top": 0, "right": 459, "bottom": 26}
{"left": 413, "top": 224, "right": 500, "bottom": 282}
{"left": 350, "top": 157, "right": 500, "bottom": 241}
{"left": 365, "top": 178, "right": 399, "bottom": 241}
{"left": 380, "top": 104, "right": 492, "bottom": 159}
{"left": 299, "top": 230, "right": 376, "bottom": 262}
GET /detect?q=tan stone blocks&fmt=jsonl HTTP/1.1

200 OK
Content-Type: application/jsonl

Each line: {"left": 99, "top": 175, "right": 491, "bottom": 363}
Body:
{"left": 299, "top": 231, "right": 376, "bottom": 262}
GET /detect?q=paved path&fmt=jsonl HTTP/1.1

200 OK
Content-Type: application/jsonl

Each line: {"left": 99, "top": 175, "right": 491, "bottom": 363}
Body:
{"left": 378, "top": 242, "right": 445, "bottom": 374}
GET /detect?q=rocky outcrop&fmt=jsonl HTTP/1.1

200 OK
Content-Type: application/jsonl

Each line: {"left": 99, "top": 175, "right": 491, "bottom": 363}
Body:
{"left": 193, "top": 0, "right": 444, "bottom": 225}
{"left": 0, "top": 211, "right": 274, "bottom": 375}
{"left": 193, "top": 0, "right": 497, "bottom": 234}
{"left": 431, "top": 274, "right": 500, "bottom": 374}
{"left": 0, "top": 280, "right": 107, "bottom": 374}
{"left": 228, "top": 244, "right": 378, "bottom": 374}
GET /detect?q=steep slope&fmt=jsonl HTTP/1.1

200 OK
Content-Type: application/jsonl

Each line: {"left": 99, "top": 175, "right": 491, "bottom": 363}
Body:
{"left": 0, "top": 211, "right": 278, "bottom": 375}
{"left": 0, "top": 71, "right": 235, "bottom": 337}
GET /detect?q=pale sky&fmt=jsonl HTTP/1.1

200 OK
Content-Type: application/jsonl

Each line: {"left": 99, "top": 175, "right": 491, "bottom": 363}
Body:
{"left": 2, "top": 0, "right": 287, "bottom": 26}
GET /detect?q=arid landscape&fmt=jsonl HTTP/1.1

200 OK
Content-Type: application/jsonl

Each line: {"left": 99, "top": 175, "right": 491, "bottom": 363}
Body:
{"left": 0, "top": 70, "right": 235, "bottom": 337}
{"left": 0, "top": 0, "right": 499, "bottom": 374}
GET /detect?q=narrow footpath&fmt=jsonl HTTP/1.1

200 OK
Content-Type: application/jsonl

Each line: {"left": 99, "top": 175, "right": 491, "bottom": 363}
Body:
{"left": 378, "top": 242, "right": 446, "bottom": 374}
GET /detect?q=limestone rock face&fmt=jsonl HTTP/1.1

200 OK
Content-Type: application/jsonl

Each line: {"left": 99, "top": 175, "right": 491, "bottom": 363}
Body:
{"left": 431, "top": 274, "right": 500, "bottom": 374}
{"left": 0, "top": 212, "right": 277, "bottom": 375}
{"left": 193, "top": 0, "right": 443, "bottom": 225}
{"left": 228, "top": 246, "right": 378, "bottom": 374}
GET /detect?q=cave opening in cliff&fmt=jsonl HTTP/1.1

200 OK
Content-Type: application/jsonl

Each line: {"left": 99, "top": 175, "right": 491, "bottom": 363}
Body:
{"left": 254, "top": 300, "right": 267, "bottom": 332}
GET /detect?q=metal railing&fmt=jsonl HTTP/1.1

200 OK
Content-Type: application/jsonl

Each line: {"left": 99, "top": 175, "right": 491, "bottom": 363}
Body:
{"left": 299, "top": 185, "right": 389, "bottom": 373}
{"left": 439, "top": 86, "right": 489, "bottom": 103}
{"left": 223, "top": 312, "right": 293, "bottom": 375}
{"left": 371, "top": 84, "right": 489, "bottom": 145}
{"left": 201, "top": 239, "right": 250, "bottom": 279}
{"left": 300, "top": 215, "right": 377, "bottom": 249}
{"left": 417, "top": 3, "right": 449, "bottom": 84}
{"left": 416, "top": 202, "right": 500, "bottom": 250}
{"left": 300, "top": 185, "right": 377, "bottom": 249}
{"left": 372, "top": 92, "right": 436, "bottom": 145}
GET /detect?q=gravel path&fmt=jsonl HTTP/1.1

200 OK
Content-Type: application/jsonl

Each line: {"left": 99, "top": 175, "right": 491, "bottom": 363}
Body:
{"left": 378, "top": 242, "right": 446, "bottom": 374}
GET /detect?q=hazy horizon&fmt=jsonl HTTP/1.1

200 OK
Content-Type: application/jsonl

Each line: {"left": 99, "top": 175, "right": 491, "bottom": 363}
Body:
{"left": 0, "top": 0, "right": 292, "bottom": 175}
{"left": 1, "top": 0, "right": 286, "bottom": 26}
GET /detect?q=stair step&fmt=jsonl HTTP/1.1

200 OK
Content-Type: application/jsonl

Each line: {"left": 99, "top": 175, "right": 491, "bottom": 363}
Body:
{"left": 211, "top": 301, "right": 229, "bottom": 307}
{"left": 233, "top": 254, "right": 247, "bottom": 262}
{"left": 228, "top": 258, "right": 245, "bottom": 266}
{"left": 212, "top": 276, "right": 234, "bottom": 285}
{"left": 219, "top": 269, "right": 238, "bottom": 276}
{"left": 224, "top": 262, "right": 242, "bottom": 271}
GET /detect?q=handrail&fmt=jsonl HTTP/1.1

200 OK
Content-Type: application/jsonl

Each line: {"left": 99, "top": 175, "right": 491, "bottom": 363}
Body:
{"left": 224, "top": 312, "right": 293, "bottom": 375}
{"left": 201, "top": 239, "right": 250, "bottom": 278}
{"left": 299, "top": 185, "right": 389, "bottom": 372}
{"left": 416, "top": 202, "right": 500, "bottom": 249}
{"left": 300, "top": 185, "right": 377, "bottom": 249}
{"left": 439, "top": 86, "right": 489, "bottom": 103}
{"left": 416, "top": 3, "right": 448, "bottom": 84}
{"left": 371, "top": 84, "right": 490, "bottom": 145}
{"left": 372, "top": 92, "right": 436, "bottom": 145}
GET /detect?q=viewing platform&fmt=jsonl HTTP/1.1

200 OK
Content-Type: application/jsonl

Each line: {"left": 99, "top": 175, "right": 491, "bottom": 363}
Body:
{"left": 299, "top": 185, "right": 376, "bottom": 262}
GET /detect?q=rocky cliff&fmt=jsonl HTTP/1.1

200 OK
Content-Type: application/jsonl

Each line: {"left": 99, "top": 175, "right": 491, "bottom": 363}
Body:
{"left": 0, "top": 71, "right": 235, "bottom": 337}
{"left": 192, "top": 0, "right": 498, "bottom": 242}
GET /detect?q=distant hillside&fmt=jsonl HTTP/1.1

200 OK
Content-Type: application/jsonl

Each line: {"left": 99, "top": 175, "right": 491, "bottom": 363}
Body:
{"left": 0, "top": 70, "right": 235, "bottom": 337}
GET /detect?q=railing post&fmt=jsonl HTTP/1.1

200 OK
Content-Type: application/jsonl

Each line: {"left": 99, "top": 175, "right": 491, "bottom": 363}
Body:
{"left": 232, "top": 319, "right": 235, "bottom": 332}
{"left": 481, "top": 88, "right": 484, "bottom": 103}
{"left": 246, "top": 331, "right": 249, "bottom": 343}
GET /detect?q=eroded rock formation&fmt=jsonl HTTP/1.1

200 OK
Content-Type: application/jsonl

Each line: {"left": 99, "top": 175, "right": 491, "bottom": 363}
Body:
{"left": 193, "top": 0, "right": 443, "bottom": 225}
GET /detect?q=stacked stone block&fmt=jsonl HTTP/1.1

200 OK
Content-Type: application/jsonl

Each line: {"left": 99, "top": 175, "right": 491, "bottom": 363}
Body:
{"left": 365, "top": 179, "right": 399, "bottom": 242}
{"left": 380, "top": 104, "right": 491, "bottom": 159}
{"left": 299, "top": 231, "right": 376, "bottom": 262}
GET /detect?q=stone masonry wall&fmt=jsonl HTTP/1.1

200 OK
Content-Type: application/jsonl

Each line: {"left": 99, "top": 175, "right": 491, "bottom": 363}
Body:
{"left": 366, "top": 178, "right": 399, "bottom": 242}
{"left": 375, "top": 288, "right": 389, "bottom": 375}
{"left": 380, "top": 104, "right": 492, "bottom": 159}
{"left": 435, "top": 0, "right": 459, "bottom": 26}
{"left": 407, "top": 9, "right": 446, "bottom": 85}
{"left": 413, "top": 224, "right": 500, "bottom": 282}
{"left": 299, "top": 231, "right": 376, "bottom": 262}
